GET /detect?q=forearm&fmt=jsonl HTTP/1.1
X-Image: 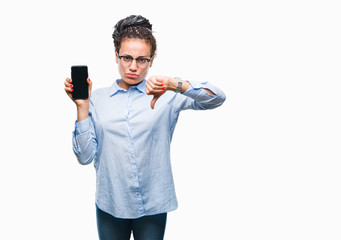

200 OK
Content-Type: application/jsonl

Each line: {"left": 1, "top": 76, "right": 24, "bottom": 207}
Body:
{"left": 73, "top": 118, "right": 97, "bottom": 165}
{"left": 166, "top": 77, "right": 190, "bottom": 93}
{"left": 77, "top": 104, "right": 89, "bottom": 122}
{"left": 174, "top": 79, "right": 226, "bottom": 110}
{"left": 146, "top": 75, "right": 225, "bottom": 110}
{"left": 167, "top": 77, "right": 216, "bottom": 95}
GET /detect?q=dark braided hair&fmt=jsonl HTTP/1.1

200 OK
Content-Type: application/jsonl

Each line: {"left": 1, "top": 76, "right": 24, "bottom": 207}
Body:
{"left": 112, "top": 15, "right": 157, "bottom": 57}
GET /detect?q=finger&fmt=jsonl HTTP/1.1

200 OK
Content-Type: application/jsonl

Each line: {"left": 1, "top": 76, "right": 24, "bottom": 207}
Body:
{"left": 64, "top": 77, "right": 74, "bottom": 93}
{"left": 87, "top": 78, "right": 92, "bottom": 98}
{"left": 64, "top": 78, "right": 72, "bottom": 87}
{"left": 146, "top": 82, "right": 163, "bottom": 94}
{"left": 64, "top": 86, "right": 74, "bottom": 94}
{"left": 146, "top": 81, "right": 165, "bottom": 94}
{"left": 146, "top": 79, "right": 161, "bottom": 90}
{"left": 153, "top": 77, "right": 164, "bottom": 86}
{"left": 155, "top": 78, "right": 164, "bottom": 85}
{"left": 148, "top": 88, "right": 164, "bottom": 95}
{"left": 150, "top": 95, "right": 160, "bottom": 109}
{"left": 148, "top": 76, "right": 164, "bottom": 87}
{"left": 145, "top": 84, "right": 152, "bottom": 95}
{"left": 145, "top": 80, "right": 153, "bottom": 91}
{"left": 64, "top": 82, "right": 74, "bottom": 90}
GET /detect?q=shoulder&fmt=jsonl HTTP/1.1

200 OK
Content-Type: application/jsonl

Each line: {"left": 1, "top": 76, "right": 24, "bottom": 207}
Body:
{"left": 90, "top": 86, "right": 112, "bottom": 103}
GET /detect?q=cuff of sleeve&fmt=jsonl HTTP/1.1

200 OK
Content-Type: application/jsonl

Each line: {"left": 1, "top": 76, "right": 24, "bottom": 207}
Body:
{"left": 75, "top": 117, "right": 90, "bottom": 134}
{"left": 186, "top": 80, "right": 207, "bottom": 90}
{"left": 182, "top": 81, "right": 210, "bottom": 97}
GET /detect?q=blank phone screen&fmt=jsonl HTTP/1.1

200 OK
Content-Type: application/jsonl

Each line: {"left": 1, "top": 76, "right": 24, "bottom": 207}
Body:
{"left": 71, "top": 65, "right": 88, "bottom": 99}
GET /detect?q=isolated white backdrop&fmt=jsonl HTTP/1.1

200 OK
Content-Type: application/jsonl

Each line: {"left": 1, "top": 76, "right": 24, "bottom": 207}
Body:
{"left": 0, "top": 0, "right": 340, "bottom": 239}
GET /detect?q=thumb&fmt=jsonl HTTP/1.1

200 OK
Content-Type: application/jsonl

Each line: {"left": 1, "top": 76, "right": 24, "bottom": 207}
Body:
{"left": 150, "top": 95, "right": 160, "bottom": 109}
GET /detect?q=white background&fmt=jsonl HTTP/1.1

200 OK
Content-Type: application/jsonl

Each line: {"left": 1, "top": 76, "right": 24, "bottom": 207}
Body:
{"left": 0, "top": 0, "right": 340, "bottom": 239}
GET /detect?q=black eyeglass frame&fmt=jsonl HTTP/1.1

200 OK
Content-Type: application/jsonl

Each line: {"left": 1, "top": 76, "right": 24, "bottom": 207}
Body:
{"left": 118, "top": 55, "right": 152, "bottom": 64}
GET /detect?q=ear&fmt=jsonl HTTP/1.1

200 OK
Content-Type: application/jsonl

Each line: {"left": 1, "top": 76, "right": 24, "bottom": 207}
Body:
{"left": 115, "top": 52, "right": 119, "bottom": 64}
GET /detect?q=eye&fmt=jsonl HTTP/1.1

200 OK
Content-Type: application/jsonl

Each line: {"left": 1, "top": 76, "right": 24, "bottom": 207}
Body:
{"left": 122, "top": 56, "right": 133, "bottom": 61}
{"left": 136, "top": 57, "right": 147, "bottom": 63}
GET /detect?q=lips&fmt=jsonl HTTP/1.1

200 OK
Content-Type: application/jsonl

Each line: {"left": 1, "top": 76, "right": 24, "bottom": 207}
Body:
{"left": 126, "top": 73, "right": 138, "bottom": 79}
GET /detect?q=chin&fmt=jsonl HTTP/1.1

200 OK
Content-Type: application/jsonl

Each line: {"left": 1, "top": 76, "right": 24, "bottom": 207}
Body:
{"left": 123, "top": 78, "right": 144, "bottom": 86}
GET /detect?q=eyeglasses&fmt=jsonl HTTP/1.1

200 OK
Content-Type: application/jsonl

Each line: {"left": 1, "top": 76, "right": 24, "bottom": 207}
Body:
{"left": 118, "top": 55, "right": 152, "bottom": 67}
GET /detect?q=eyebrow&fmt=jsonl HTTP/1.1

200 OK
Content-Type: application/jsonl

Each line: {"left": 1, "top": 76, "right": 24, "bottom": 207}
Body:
{"left": 120, "top": 54, "right": 149, "bottom": 58}
{"left": 120, "top": 54, "right": 145, "bottom": 58}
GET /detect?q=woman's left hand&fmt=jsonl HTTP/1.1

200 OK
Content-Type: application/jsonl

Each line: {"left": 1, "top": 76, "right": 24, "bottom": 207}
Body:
{"left": 146, "top": 76, "right": 176, "bottom": 109}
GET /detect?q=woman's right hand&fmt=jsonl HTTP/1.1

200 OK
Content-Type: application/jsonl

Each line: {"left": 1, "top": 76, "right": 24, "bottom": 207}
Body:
{"left": 64, "top": 78, "right": 92, "bottom": 121}
{"left": 64, "top": 78, "right": 92, "bottom": 106}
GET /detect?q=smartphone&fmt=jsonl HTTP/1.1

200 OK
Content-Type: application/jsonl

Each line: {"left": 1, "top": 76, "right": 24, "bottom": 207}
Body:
{"left": 71, "top": 65, "right": 89, "bottom": 99}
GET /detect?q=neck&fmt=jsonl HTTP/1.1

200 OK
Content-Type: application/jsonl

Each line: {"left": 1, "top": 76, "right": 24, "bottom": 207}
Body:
{"left": 118, "top": 79, "right": 142, "bottom": 90}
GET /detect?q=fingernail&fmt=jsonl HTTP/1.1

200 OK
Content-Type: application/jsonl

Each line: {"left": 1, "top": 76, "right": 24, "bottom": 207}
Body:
{"left": 71, "top": 89, "right": 74, "bottom": 92}
{"left": 162, "top": 87, "right": 165, "bottom": 90}
{"left": 161, "top": 90, "right": 164, "bottom": 93}
{"left": 161, "top": 84, "right": 164, "bottom": 86}
{"left": 69, "top": 79, "right": 72, "bottom": 83}
{"left": 70, "top": 84, "right": 73, "bottom": 88}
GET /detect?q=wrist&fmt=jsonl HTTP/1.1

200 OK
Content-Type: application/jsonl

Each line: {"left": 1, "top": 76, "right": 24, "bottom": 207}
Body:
{"left": 166, "top": 77, "right": 177, "bottom": 92}
{"left": 76, "top": 104, "right": 89, "bottom": 122}
{"left": 174, "top": 77, "right": 183, "bottom": 93}
{"left": 165, "top": 77, "right": 190, "bottom": 93}
{"left": 77, "top": 102, "right": 89, "bottom": 111}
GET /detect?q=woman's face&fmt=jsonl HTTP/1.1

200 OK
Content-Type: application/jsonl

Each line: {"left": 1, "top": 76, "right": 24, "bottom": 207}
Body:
{"left": 115, "top": 38, "right": 154, "bottom": 90}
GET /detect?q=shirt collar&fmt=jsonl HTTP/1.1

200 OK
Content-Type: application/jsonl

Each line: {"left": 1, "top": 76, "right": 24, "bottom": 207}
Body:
{"left": 109, "top": 79, "right": 146, "bottom": 97}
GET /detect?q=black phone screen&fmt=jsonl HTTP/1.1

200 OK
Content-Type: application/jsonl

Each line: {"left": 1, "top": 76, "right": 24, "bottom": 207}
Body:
{"left": 71, "top": 65, "right": 88, "bottom": 99}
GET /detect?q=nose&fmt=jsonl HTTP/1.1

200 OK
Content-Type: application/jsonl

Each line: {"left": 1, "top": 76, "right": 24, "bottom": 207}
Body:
{"left": 129, "top": 59, "right": 138, "bottom": 71}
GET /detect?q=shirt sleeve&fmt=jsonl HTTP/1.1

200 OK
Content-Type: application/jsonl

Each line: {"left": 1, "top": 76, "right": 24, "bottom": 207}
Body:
{"left": 176, "top": 80, "right": 226, "bottom": 111}
{"left": 72, "top": 106, "right": 98, "bottom": 165}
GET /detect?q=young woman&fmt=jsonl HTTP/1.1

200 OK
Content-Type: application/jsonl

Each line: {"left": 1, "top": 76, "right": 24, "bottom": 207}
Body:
{"left": 64, "top": 15, "right": 226, "bottom": 240}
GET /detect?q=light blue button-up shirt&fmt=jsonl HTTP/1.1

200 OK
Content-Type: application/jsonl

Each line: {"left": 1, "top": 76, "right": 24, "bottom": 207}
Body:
{"left": 72, "top": 79, "right": 225, "bottom": 219}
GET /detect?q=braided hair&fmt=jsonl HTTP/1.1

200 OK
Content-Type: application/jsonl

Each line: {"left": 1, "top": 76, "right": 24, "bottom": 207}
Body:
{"left": 112, "top": 15, "right": 157, "bottom": 57}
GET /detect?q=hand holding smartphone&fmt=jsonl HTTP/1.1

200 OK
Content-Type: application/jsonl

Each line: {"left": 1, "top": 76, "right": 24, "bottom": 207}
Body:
{"left": 71, "top": 65, "right": 89, "bottom": 99}
{"left": 65, "top": 65, "right": 91, "bottom": 121}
